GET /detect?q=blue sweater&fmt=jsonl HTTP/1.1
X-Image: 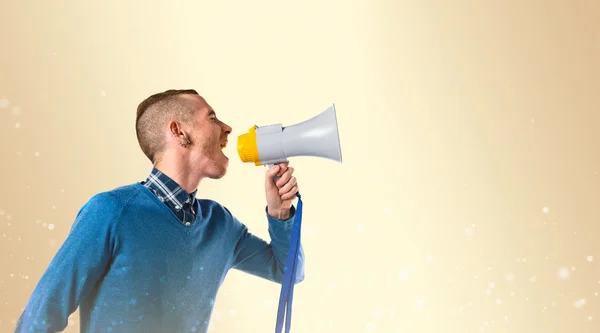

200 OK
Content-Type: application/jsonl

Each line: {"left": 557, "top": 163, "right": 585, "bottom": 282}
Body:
{"left": 14, "top": 182, "right": 305, "bottom": 333}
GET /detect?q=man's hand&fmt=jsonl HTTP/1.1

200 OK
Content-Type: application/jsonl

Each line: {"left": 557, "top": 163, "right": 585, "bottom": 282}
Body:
{"left": 265, "top": 162, "right": 298, "bottom": 220}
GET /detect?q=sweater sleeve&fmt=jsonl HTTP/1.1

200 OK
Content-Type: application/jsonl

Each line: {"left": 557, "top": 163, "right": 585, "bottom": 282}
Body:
{"left": 229, "top": 205, "right": 305, "bottom": 285}
{"left": 14, "top": 193, "right": 117, "bottom": 333}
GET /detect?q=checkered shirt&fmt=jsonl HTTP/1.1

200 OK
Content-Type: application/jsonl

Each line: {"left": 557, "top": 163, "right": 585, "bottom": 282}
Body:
{"left": 141, "top": 167, "right": 198, "bottom": 226}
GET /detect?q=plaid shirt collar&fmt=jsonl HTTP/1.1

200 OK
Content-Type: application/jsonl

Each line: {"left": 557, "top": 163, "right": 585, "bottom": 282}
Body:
{"left": 141, "top": 167, "right": 198, "bottom": 224}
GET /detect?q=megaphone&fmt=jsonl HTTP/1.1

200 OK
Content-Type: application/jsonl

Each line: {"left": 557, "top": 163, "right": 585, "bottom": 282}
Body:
{"left": 236, "top": 104, "right": 342, "bottom": 333}
{"left": 237, "top": 104, "right": 342, "bottom": 166}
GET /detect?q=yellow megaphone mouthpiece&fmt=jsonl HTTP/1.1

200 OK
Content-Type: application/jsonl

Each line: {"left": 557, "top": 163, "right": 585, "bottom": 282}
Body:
{"left": 236, "top": 125, "right": 262, "bottom": 165}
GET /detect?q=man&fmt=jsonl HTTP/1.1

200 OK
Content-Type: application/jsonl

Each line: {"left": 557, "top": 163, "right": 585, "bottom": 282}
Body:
{"left": 14, "top": 89, "right": 305, "bottom": 333}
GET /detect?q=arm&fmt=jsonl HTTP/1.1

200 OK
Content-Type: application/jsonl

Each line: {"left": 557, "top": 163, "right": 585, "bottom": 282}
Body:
{"left": 14, "top": 194, "right": 117, "bottom": 333}
{"left": 230, "top": 205, "right": 305, "bottom": 284}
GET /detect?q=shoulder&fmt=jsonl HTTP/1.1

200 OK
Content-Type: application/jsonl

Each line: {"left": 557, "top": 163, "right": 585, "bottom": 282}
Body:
{"left": 85, "top": 183, "right": 142, "bottom": 208}
{"left": 75, "top": 183, "right": 145, "bottom": 223}
{"left": 197, "top": 198, "right": 231, "bottom": 217}
{"left": 197, "top": 199, "right": 245, "bottom": 228}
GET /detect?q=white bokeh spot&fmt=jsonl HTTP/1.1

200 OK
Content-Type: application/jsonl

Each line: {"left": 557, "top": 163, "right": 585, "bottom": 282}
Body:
{"left": 415, "top": 299, "right": 424, "bottom": 310}
{"left": 574, "top": 298, "right": 586, "bottom": 309}
{"left": 558, "top": 267, "right": 570, "bottom": 279}
{"left": 397, "top": 268, "right": 410, "bottom": 281}
{"left": 365, "top": 322, "right": 376, "bottom": 331}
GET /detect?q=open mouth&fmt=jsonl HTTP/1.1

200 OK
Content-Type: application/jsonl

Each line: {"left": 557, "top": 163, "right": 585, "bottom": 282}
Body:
{"left": 220, "top": 140, "right": 227, "bottom": 150}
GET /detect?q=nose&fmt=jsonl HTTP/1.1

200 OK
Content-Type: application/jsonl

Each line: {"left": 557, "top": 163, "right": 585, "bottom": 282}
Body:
{"left": 220, "top": 121, "right": 232, "bottom": 135}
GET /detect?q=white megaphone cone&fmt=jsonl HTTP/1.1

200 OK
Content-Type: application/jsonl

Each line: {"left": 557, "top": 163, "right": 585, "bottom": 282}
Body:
{"left": 237, "top": 104, "right": 342, "bottom": 166}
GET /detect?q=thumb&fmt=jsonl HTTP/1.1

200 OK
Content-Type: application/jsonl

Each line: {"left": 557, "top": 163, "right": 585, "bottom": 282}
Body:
{"left": 265, "top": 165, "right": 281, "bottom": 189}
{"left": 266, "top": 164, "right": 280, "bottom": 180}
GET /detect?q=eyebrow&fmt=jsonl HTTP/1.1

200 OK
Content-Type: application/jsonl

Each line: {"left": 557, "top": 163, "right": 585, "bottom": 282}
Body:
{"left": 207, "top": 110, "right": 216, "bottom": 117}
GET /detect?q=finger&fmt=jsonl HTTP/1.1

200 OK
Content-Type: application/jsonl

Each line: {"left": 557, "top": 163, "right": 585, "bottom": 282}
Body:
{"left": 280, "top": 183, "right": 299, "bottom": 201}
{"left": 275, "top": 167, "right": 294, "bottom": 188}
{"left": 278, "top": 176, "right": 297, "bottom": 195}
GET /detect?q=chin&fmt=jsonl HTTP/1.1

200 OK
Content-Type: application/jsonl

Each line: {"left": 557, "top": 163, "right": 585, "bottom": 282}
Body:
{"left": 209, "top": 164, "right": 228, "bottom": 179}
{"left": 209, "top": 172, "right": 227, "bottom": 180}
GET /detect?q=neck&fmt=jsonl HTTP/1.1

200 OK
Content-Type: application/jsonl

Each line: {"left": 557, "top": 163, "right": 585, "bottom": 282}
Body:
{"left": 153, "top": 152, "right": 203, "bottom": 194}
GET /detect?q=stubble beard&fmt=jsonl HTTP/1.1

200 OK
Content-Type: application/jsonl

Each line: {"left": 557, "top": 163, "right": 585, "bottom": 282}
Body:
{"left": 199, "top": 136, "right": 228, "bottom": 179}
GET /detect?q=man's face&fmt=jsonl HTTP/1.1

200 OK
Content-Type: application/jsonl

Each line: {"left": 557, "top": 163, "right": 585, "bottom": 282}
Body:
{"left": 185, "top": 95, "right": 232, "bottom": 179}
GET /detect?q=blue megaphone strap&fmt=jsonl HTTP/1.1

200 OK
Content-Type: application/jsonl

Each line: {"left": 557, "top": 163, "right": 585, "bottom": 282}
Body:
{"left": 274, "top": 192, "right": 303, "bottom": 333}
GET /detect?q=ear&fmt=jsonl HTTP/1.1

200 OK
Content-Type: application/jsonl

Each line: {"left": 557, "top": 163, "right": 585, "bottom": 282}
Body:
{"left": 168, "top": 120, "right": 189, "bottom": 144}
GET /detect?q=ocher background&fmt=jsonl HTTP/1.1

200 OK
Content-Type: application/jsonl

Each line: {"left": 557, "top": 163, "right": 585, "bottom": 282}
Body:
{"left": 1, "top": 1, "right": 599, "bottom": 332}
